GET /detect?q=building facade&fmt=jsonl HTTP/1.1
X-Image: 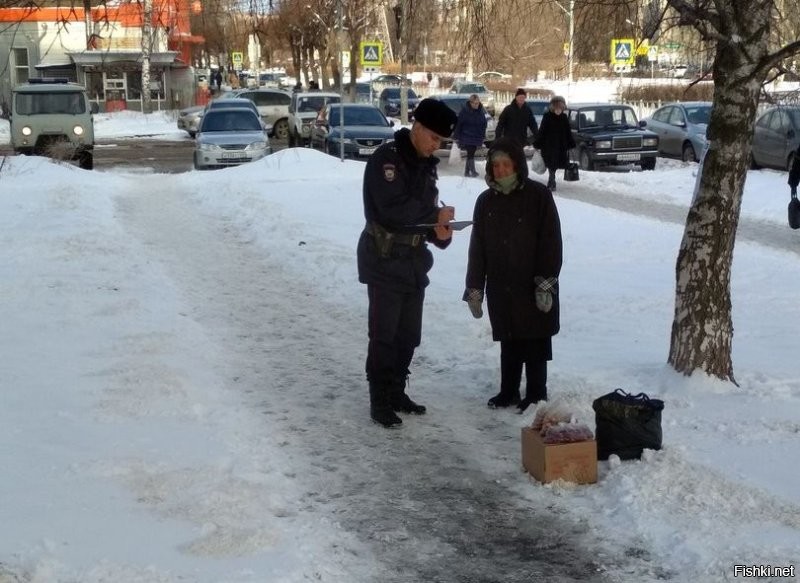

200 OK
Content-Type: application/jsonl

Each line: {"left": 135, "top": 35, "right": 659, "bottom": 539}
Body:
{"left": 0, "top": 0, "right": 204, "bottom": 113}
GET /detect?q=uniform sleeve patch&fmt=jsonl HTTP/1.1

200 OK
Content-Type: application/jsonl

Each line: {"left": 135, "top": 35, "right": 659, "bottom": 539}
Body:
{"left": 383, "top": 163, "right": 397, "bottom": 182}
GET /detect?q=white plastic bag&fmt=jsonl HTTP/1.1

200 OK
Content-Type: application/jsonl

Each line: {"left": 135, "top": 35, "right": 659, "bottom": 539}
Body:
{"left": 530, "top": 148, "right": 546, "bottom": 174}
{"left": 448, "top": 141, "right": 461, "bottom": 166}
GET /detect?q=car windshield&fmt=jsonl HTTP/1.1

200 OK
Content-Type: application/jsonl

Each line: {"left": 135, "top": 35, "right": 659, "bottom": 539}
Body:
{"left": 457, "top": 83, "right": 487, "bottom": 94}
{"left": 578, "top": 107, "right": 639, "bottom": 128}
{"left": 15, "top": 91, "right": 86, "bottom": 115}
{"left": 328, "top": 107, "right": 388, "bottom": 127}
{"left": 298, "top": 95, "right": 340, "bottom": 112}
{"left": 201, "top": 110, "right": 262, "bottom": 132}
{"left": 384, "top": 88, "right": 418, "bottom": 99}
{"left": 685, "top": 106, "right": 711, "bottom": 124}
{"left": 439, "top": 98, "right": 466, "bottom": 115}
{"left": 208, "top": 100, "right": 255, "bottom": 112}
{"left": 526, "top": 101, "right": 550, "bottom": 115}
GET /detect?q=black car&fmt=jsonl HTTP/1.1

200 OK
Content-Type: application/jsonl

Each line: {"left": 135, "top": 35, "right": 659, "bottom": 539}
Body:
{"left": 567, "top": 103, "right": 659, "bottom": 171}
{"left": 378, "top": 87, "right": 420, "bottom": 118}
{"left": 310, "top": 103, "right": 395, "bottom": 158}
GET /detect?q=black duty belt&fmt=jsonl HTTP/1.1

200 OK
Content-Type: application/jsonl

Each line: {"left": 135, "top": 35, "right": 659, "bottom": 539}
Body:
{"left": 365, "top": 222, "right": 426, "bottom": 247}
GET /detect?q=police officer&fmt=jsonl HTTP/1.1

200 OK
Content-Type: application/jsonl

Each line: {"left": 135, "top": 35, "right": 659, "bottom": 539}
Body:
{"left": 357, "top": 98, "right": 459, "bottom": 428}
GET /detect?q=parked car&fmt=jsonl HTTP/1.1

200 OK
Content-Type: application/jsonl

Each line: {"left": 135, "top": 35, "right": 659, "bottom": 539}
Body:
{"left": 377, "top": 87, "right": 420, "bottom": 118}
{"left": 448, "top": 81, "right": 495, "bottom": 116}
{"left": 644, "top": 101, "right": 711, "bottom": 162}
{"left": 567, "top": 103, "right": 659, "bottom": 171}
{"left": 525, "top": 99, "right": 550, "bottom": 126}
{"left": 371, "top": 74, "right": 409, "bottom": 86}
{"left": 477, "top": 71, "right": 512, "bottom": 82}
{"left": 204, "top": 98, "right": 271, "bottom": 134}
{"left": 427, "top": 93, "right": 496, "bottom": 147}
{"left": 177, "top": 104, "right": 206, "bottom": 138}
{"left": 310, "top": 103, "right": 395, "bottom": 157}
{"left": 343, "top": 82, "right": 373, "bottom": 104}
{"left": 193, "top": 108, "right": 271, "bottom": 170}
{"left": 751, "top": 106, "right": 800, "bottom": 171}
{"left": 287, "top": 91, "right": 341, "bottom": 147}
{"left": 228, "top": 88, "right": 292, "bottom": 140}
{"left": 257, "top": 72, "right": 284, "bottom": 89}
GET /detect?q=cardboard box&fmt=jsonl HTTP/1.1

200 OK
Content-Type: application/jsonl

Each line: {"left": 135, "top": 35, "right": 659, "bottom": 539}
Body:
{"left": 521, "top": 427, "right": 597, "bottom": 484}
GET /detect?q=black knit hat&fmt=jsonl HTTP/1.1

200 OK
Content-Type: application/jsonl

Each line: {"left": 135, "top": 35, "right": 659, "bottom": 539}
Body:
{"left": 413, "top": 98, "right": 458, "bottom": 138}
{"left": 515, "top": 88, "right": 527, "bottom": 97}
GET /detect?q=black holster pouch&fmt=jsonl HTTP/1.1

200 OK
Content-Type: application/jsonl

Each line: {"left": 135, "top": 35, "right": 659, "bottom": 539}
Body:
{"left": 367, "top": 222, "right": 394, "bottom": 258}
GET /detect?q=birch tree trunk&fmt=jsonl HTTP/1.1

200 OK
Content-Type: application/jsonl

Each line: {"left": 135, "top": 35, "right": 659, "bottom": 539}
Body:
{"left": 141, "top": 0, "right": 153, "bottom": 114}
{"left": 667, "top": 1, "right": 773, "bottom": 382}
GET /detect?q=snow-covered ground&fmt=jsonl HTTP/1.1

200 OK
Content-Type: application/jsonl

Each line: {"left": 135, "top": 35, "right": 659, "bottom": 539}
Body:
{"left": 1, "top": 89, "right": 799, "bottom": 582}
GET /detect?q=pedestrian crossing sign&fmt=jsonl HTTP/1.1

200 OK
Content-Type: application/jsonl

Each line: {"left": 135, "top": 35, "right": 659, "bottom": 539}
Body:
{"left": 360, "top": 42, "right": 383, "bottom": 67}
{"left": 610, "top": 39, "right": 635, "bottom": 66}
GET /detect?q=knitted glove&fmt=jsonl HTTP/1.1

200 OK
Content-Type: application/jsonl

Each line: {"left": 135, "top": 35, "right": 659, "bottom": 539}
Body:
{"left": 534, "top": 276, "right": 557, "bottom": 313}
{"left": 463, "top": 288, "right": 484, "bottom": 319}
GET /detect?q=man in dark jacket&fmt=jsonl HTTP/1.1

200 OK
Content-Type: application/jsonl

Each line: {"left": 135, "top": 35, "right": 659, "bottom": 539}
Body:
{"left": 495, "top": 88, "right": 539, "bottom": 148}
{"left": 463, "top": 138, "right": 562, "bottom": 412}
{"left": 358, "top": 98, "right": 459, "bottom": 428}
{"left": 534, "top": 95, "right": 576, "bottom": 191}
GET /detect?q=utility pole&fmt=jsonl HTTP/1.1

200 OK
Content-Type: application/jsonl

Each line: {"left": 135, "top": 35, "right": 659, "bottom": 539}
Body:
{"left": 395, "top": 1, "right": 408, "bottom": 125}
{"left": 338, "top": 0, "right": 344, "bottom": 161}
{"left": 141, "top": 0, "right": 153, "bottom": 113}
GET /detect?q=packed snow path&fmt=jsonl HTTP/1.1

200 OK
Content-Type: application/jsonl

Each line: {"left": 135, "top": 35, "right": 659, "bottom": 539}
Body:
{"left": 116, "top": 181, "right": 630, "bottom": 582}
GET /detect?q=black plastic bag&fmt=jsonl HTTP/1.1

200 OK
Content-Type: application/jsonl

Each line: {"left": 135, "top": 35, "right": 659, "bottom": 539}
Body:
{"left": 789, "top": 193, "right": 800, "bottom": 230}
{"left": 592, "top": 389, "right": 664, "bottom": 460}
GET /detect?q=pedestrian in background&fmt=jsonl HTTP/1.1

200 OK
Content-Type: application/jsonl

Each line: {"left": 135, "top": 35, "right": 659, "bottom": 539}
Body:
{"left": 358, "top": 98, "right": 459, "bottom": 428}
{"left": 453, "top": 94, "right": 488, "bottom": 178}
{"left": 463, "top": 138, "right": 563, "bottom": 413}
{"left": 534, "top": 95, "right": 575, "bottom": 191}
{"left": 495, "top": 88, "right": 539, "bottom": 149}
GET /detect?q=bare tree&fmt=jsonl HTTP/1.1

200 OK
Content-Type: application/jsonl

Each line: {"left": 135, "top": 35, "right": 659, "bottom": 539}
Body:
{"left": 664, "top": 0, "right": 800, "bottom": 382}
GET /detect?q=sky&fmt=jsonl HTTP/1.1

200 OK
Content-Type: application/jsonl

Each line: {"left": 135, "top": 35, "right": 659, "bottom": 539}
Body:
{"left": 1, "top": 87, "right": 799, "bottom": 583}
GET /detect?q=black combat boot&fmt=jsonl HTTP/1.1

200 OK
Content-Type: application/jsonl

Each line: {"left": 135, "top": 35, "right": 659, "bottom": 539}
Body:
{"left": 487, "top": 391, "right": 521, "bottom": 409}
{"left": 370, "top": 383, "right": 403, "bottom": 428}
{"left": 390, "top": 377, "right": 427, "bottom": 414}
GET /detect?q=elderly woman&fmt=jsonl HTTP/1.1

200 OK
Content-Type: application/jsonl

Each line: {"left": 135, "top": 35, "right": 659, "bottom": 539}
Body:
{"left": 463, "top": 138, "right": 563, "bottom": 412}
{"left": 533, "top": 95, "right": 575, "bottom": 191}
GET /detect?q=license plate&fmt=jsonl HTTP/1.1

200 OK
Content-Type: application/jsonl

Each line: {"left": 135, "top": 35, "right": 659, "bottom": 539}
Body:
{"left": 221, "top": 152, "right": 246, "bottom": 159}
{"left": 617, "top": 153, "right": 641, "bottom": 161}
{"left": 358, "top": 148, "right": 377, "bottom": 155}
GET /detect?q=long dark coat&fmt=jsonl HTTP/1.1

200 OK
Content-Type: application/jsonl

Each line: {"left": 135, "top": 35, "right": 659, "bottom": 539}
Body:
{"left": 534, "top": 110, "right": 575, "bottom": 170}
{"left": 357, "top": 128, "right": 450, "bottom": 292}
{"left": 466, "top": 141, "right": 563, "bottom": 341}
{"left": 495, "top": 101, "right": 538, "bottom": 147}
{"left": 454, "top": 102, "right": 488, "bottom": 148}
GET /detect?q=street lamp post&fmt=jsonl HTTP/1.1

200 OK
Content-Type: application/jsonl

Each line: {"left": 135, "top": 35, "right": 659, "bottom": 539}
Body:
{"left": 554, "top": 0, "right": 574, "bottom": 84}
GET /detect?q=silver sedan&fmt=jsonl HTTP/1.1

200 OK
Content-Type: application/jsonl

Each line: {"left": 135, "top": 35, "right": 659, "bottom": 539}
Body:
{"left": 193, "top": 108, "right": 271, "bottom": 170}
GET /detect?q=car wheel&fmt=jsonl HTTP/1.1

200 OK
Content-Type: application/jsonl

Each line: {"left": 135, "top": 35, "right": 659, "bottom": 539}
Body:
{"left": 579, "top": 149, "right": 594, "bottom": 171}
{"left": 682, "top": 143, "right": 697, "bottom": 163}
{"left": 273, "top": 119, "right": 289, "bottom": 140}
{"left": 78, "top": 151, "right": 93, "bottom": 170}
{"left": 640, "top": 157, "right": 657, "bottom": 171}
